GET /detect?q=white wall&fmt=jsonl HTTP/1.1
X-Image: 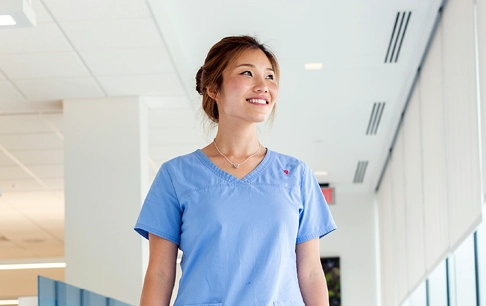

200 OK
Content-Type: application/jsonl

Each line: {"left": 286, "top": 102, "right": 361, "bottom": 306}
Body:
{"left": 322, "top": 191, "right": 378, "bottom": 306}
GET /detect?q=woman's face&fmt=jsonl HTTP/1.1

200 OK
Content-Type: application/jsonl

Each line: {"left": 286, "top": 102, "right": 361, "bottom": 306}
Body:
{"left": 213, "top": 49, "right": 279, "bottom": 124}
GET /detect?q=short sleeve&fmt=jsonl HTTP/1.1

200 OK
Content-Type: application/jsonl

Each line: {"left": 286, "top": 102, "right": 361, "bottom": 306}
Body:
{"left": 134, "top": 163, "right": 182, "bottom": 246}
{"left": 296, "top": 163, "right": 337, "bottom": 244}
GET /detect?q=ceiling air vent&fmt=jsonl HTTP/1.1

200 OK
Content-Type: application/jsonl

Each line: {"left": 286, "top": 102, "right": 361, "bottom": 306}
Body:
{"left": 366, "top": 102, "right": 386, "bottom": 135}
{"left": 384, "top": 11, "right": 412, "bottom": 63}
{"left": 353, "top": 161, "right": 368, "bottom": 184}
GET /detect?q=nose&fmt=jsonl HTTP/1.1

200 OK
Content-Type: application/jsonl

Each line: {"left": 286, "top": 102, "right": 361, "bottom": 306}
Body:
{"left": 253, "top": 75, "right": 268, "bottom": 93}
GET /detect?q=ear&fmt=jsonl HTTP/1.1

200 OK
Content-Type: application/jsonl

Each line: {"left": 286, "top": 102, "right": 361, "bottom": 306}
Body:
{"left": 206, "top": 85, "right": 219, "bottom": 101}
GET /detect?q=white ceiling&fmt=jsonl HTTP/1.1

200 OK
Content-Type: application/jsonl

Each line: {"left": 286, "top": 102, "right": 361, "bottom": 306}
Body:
{"left": 0, "top": 0, "right": 443, "bottom": 301}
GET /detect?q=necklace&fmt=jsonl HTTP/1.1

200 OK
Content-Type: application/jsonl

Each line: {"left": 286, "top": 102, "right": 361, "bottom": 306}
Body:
{"left": 213, "top": 138, "right": 261, "bottom": 169}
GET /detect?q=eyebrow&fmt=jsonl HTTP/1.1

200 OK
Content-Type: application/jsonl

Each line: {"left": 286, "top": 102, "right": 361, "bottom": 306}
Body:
{"left": 235, "top": 63, "right": 274, "bottom": 71}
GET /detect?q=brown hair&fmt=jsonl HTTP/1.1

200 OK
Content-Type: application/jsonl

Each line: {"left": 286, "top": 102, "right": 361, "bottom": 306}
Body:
{"left": 196, "top": 35, "right": 280, "bottom": 123}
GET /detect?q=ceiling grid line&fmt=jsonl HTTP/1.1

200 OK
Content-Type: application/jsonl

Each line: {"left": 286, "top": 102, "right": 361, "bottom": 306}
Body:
{"left": 1, "top": 198, "right": 65, "bottom": 246}
{"left": 143, "top": 0, "right": 194, "bottom": 99}
{"left": 0, "top": 145, "right": 48, "bottom": 189}
{"left": 39, "top": 115, "right": 64, "bottom": 140}
{"left": 38, "top": 0, "right": 108, "bottom": 97}
{"left": 0, "top": 66, "right": 44, "bottom": 115}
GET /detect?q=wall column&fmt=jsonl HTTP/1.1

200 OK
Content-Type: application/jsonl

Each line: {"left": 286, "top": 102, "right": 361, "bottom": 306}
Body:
{"left": 63, "top": 96, "right": 149, "bottom": 305}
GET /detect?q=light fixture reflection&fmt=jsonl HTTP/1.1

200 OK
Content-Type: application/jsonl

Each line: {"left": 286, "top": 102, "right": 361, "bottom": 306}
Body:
{"left": 0, "top": 262, "right": 66, "bottom": 270}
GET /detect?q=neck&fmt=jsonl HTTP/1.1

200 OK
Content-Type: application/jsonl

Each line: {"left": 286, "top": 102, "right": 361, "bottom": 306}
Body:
{"left": 214, "top": 120, "right": 260, "bottom": 156}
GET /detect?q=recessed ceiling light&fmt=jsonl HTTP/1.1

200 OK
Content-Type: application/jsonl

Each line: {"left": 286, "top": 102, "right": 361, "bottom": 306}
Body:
{"left": 314, "top": 171, "right": 328, "bottom": 176}
{"left": 304, "top": 63, "right": 323, "bottom": 70}
{"left": 0, "top": 15, "right": 16, "bottom": 26}
{"left": 0, "top": 262, "right": 66, "bottom": 270}
{"left": 0, "top": 0, "right": 36, "bottom": 28}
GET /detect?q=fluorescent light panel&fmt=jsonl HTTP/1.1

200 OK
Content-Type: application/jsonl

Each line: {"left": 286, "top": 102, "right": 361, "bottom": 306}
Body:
{"left": 0, "top": 15, "right": 16, "bottom": 26}
{"left": 0, "top": 262, "right": 66, "bottom": 270}
{"left": 0, "top": 300, "right": 19, "bottom": 306}
{"left": 304, "top": 63, "right": 323, "bottom": 70}
{"left": 0, "top": 0, "right": 36, "bottom": 28}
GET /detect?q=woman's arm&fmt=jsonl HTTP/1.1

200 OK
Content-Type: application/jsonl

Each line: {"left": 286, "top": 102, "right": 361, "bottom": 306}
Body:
{"left": 296, "top": 238, "right": 329, "bottom": 306}
{"left": 140, "top": 233, "right": 179, "bottom": 306}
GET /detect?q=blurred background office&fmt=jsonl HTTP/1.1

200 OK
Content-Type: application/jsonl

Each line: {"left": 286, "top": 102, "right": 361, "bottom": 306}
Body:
{"left": 0, "top": 0, "right": 485, "bottom": 305}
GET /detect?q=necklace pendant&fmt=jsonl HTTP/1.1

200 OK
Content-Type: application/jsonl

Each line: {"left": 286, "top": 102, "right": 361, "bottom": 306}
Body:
{"left": 233, "top": 163, "right": 240, "bottom": 169}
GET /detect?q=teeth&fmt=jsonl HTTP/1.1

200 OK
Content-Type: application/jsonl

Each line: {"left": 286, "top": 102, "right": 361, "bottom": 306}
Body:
{"left": 247, "top": 98, "right": 267, "bottom": 104}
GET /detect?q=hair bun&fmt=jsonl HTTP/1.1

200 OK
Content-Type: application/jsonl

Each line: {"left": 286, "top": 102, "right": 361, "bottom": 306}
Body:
{"left": 196, "top": 66, "right": 204, "bottom": 95}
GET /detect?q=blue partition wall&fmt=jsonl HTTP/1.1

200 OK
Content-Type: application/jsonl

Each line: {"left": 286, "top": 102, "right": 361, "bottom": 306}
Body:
{"left": 38, "top": 276, "right": 132, "bottom": 306}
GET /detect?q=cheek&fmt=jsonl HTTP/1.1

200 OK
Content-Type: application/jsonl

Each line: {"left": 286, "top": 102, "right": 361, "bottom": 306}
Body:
{"left": 270, "top": 84, "right": 279, "bottom": 98}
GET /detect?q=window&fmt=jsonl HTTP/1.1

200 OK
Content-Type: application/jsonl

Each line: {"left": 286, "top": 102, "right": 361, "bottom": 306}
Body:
{"left": 428, "top": 260, "right": 448, "bottom": 306}
{"left": 449, "top": 234, "right": 477, "bottom": 305}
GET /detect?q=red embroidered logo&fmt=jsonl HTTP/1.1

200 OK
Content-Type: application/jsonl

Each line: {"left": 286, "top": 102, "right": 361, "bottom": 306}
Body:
{"left": 283, "top": 170, "right": 289, "bottom": 175}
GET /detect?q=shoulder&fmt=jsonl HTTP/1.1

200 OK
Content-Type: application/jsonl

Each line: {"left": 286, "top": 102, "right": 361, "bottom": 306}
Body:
{"left": 267, "top": 149, "right": 310, "bottom": 172}
{"left": 261, "top": 149, "right": 314, "bottom": 186}
{"left": 160, "top": 150, "right": 201, "bottom": 170}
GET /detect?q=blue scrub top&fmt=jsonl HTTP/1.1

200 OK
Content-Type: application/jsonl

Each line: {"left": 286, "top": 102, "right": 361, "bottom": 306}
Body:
{"left": 135, "top": 149, "right": 336, "bottom": 306}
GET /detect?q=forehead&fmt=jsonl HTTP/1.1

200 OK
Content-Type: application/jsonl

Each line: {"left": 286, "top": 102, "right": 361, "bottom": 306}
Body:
{"left": 230, "top": 48, "right": 273, "bottom": 68}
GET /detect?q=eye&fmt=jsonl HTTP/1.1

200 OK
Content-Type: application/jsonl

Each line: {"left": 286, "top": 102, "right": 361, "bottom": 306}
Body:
{"left": 266, "top": 74, "right": 274, "bottom": 80}
{"left": 241, "top": 71, "right": 253, "bottom": 77}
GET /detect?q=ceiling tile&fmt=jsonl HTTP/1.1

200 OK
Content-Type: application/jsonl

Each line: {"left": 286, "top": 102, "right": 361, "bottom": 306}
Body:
{"left": 143, "top": 96, "right": 193, "bottom": 109}
{"left": 150, "top": 127, "right": 202, "bottom": 146}
{"left": 40, "top": 113, "right": 63, "bottom": 133}
{"left": 0, "top": 52, "right": 91, "bottom": 79}
{"left": 0, "top": 81, "right": 37, "bottom": 114}
{"left": 0, "top": 179, "right": 45, "bottom": 193}
{"left": 0, "top": 115, "right": 55, "bottom": 134}
{"left": 149, "top": 108, "right": 198, "bottom": 129}
{"left": 0, "top": 23, "right": 72, "bottom": 53}
{"left": 1, "top": 192, "right": 63, "bottom": 209}
{"left": 42, "top": 179, "right": 64, "bottom": 190}
{"left": 29, "top": 246, "right": 64, "bottom": 257}
{"left": 0, "top": 133, "right": 63, "bottom": 151}
{"left": 0, "top": 217, "right": 44, "bottom": 234}
{"left": 31, "top": 0, "right": 54, "bottom": 23}
{"left": 11, "top": 149, "right": 63, "bottom": 165}
{"left": 60, "top": 18, "right": 164, "bottom": 51}
{"left": 13, "top": 77, "right": 105, "bottom": 102}
{"left": 98, "top": 74, "right": 185, "bottom": 96}
{"left": 43, "top": 0, "right": 150, "bottom": 21}
{"left": 29, "top": 164, "right": 64, "bottom": 179}
{"left": 0, "top": 151, "right": 15, "bottom": 167}
{"left": 0, "top": 166, "right": 31, "bottom": 180}
{"left": 40, "top": 222, "right": 64, "bottom": 242}
{"left": 5, "top": 229, "right": 54, "bottom": 242}
{"left": 0, "top": 243, "right": 33, "bottom": 260}
{"left": 34, "top": 101, "right": 64, "bottom": 112}
{"left": 80, "top": 48, "right": 175, "bottom": 76}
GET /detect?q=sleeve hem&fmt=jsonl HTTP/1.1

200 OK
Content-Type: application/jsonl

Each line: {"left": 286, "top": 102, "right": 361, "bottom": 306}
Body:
{"left": 296, "top": 225, "right": 337, "bottom": 244}
{"left": 134, "top": 224, "right": 180, "bottom": 246}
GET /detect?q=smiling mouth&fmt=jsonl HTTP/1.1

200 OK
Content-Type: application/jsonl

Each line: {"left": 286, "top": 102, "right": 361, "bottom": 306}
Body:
{"left": 246, "top": 98, "right": 268, "bottom": 105}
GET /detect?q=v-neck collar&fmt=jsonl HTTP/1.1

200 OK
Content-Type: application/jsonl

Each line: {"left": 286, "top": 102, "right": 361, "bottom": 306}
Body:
{"left": 194, "top": 148, "right": 273, "bottom": 183}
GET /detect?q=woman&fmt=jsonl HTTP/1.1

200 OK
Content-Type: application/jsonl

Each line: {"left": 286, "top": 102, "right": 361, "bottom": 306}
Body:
{"left": 135, "top": 35, "right": 336, "bottom": 306}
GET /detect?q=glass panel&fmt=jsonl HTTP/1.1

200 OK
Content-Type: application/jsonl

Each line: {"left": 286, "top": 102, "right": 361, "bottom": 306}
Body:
{"left": 476, "top": 218, "right": 486, "bottom": 306}
{"left": 452, "top": 234, "right": 477, "bottom": 306}
{"left": 56, "top": 281, "right": 81, "bottom": 306}
{"left": 38, "top": 276, "right": 56, "bottom": 306}
{"left": 428, "top": 260, "right": 448, "bottom": 306}
{"left": 400, "top": 297, "right": 412, "bottom": 306}
{"left": 82, "top": 290, "right": 107, "bottom": 306}
{"left": 409, "top": 281, "right": 427, "bottom": 306}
